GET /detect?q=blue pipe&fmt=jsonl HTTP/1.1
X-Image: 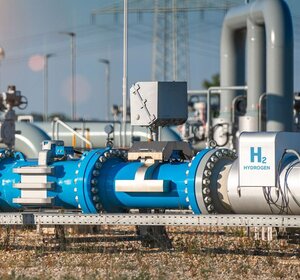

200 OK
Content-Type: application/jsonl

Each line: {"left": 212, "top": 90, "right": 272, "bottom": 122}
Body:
{"left": 0, "top": 146, "right": 209, "bottom": 214}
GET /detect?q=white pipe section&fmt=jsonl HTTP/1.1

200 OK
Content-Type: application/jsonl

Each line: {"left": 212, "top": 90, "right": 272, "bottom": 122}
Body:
{"left": 220, "top": 3, "right": 249, "bottom": 121}
{"left": 246, "top": 19, "right": 266, "bottom": 119}
{"left": 227, "top": 160, "right": 300, "bottom": 214}
{"left": 220, "top": 0, "right": 293, "bottom": 131}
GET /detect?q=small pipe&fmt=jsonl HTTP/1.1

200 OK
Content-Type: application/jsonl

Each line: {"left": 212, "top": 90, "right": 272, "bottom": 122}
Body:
{"left": 206, "top": 86, "right": 248, "bottom": 144}
{"left": 43, "top": 54, "right": 55, "bottom": 122}
{"left": 258, "top": 92, "right": 267, "bottom": 131}
{"left": 187, "top": 90, "right": 208, "bottom": 96}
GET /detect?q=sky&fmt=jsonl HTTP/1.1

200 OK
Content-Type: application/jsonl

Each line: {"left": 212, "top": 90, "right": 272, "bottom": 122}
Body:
{"left": 0, "top": 0, "right": 299, "bottom": 120}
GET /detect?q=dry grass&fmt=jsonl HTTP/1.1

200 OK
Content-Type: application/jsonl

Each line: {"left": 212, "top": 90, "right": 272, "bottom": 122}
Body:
{"left": 0, "top": 225, "right": 298, "bottom": 280}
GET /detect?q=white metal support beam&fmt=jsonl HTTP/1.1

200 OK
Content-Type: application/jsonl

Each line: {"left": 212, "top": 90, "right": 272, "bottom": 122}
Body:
{"left": 0, "top": 213, "right": 300, "bottom": 228}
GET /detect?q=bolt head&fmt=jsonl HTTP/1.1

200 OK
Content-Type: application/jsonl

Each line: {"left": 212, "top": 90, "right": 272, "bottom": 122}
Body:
{"left": 95, "top": 162, "right": 102, "bottom": 169}
{"left": 211, "top": 156, "right": 218, "bottom": 163}
{"left": 207, "top": 162, "right": 214, "bottom": 169}
{"left": 91, "top": 187, "right": 98, "bottom": 194}
{"left": 95, "top": 203, "right": 102, "bottom": 210}
{"left": 207, "top": 204, "right": 214, "bottom": 212}
{"left": 216, "top": 151, "right": 222, "bottom": 158}
{"left": 92, "top": 170, "right": 100, "bottom": 177}
{"left": 203, "top": 178, "right": 210, "bottom": 186}
{"left": 91, "top": 179, "right": 98, "bottom": 186}
{"left": 99, "top": 156, "right": 106, "bottom": 163}
{"left": 222, "top": 149, "right": 228, "bottom": 155}
{"left": 204, "top": 196, "right": 212, "bottom": 204}
{"left": 204, "top": 170, "right": 212, "bottom": 177}
{"left": 93, "top": 195, "right": 100, "bottom": 202}
{"left": 203, "top": 188, "right": 210, "bottom": 195}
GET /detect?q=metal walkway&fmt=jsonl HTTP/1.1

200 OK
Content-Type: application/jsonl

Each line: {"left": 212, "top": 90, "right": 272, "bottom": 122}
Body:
{"left": 1, "top": 213, "right": 300, "bottom": 228}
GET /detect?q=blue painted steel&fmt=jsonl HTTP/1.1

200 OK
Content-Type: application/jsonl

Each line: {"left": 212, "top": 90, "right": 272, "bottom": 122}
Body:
{"left": 0, "top": 146, "right": 210, "bottom": 214}
{"left": 97, "top": 161, "right": 191, "bottom": 211}
{"left": 96, "top": 149, "right": 210, "bottom": 213}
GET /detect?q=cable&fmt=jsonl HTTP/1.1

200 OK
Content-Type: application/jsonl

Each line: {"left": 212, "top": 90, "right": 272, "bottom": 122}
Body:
{"left": 263, "top": 149, "right": 300, "bottom": 214}
{"left": 285, "top": 149, "right": 300, "bottom": 161}
{"left": 282, "top": 150, "right": 300, "bottom": 209}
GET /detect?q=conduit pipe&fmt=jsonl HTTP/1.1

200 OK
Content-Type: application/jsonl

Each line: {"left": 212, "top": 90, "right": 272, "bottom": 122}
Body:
{"left": 220, "top": 0, "right": 293, "bottom": 132}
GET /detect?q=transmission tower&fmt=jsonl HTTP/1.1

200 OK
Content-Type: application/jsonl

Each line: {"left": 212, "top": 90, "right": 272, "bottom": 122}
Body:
{"left": 152, "top": 0, "right": 189, "bottom": 82}
{"left": 91, "top": 0, "right": 245, "bottom": 83}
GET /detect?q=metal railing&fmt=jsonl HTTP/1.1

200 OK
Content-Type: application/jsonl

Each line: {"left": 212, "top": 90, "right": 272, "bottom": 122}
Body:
{"left": 51, "top": 118, "right": 93, "bottom": 149}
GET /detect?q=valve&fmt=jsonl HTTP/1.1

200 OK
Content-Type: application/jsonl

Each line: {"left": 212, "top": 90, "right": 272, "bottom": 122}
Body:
{"left": 0, "top": 85, "right": 28, "bottom": 148}
{"left": 0, "top": 85, "right": 27, "bottom": 111}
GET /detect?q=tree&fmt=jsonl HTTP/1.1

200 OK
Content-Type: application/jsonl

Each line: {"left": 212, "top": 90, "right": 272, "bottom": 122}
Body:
{"left": 202, "top": 73, "right": 220, "bottom": 89}
{"left": 48, "top": 113, "right": 70, "bottom": 121}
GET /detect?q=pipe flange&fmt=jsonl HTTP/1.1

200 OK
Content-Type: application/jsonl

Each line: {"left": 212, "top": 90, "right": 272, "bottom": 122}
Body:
{"left": 195, "top": 148, "right": 237, "bottom": 214}
{"left": 90, "top": 148, "right": 127, "bottom": 213}
{"left": 75, "top": 148, "right": 110, "bottom": 213}
{"left": 185, "top": 149, "right": 212, "bottom": 214}
{"left": 90, "top": 148, "right": 123, "bottom": 212}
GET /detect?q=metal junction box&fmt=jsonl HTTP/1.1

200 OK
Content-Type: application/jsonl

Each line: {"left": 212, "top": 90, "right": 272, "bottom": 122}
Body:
{"left": 130, "top": 81, "right": 187, "bottom": 127}
{"left": 238, "top": 132, "right": 300, "bottom": 187}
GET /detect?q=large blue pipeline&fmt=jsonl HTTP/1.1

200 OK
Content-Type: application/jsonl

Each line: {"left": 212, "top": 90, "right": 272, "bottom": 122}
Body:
{"left": 0, "top": 142, "right": 224, "bottom": 214}
{"left": 1, "top": 135, "right": 300, "bottom": 215}
{"left": 0, "top": 139, "right": 236, "bottom": 214}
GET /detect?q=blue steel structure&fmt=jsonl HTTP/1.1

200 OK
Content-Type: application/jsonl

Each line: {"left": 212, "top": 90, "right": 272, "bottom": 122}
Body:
{"left": 0, "top": 142, "right": 217, "bottom": 214}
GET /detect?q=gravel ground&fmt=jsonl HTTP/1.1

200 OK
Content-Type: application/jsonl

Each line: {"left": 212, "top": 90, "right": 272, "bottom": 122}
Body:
{"left": 0, "top": 225, "right": 298, "bottom": 280}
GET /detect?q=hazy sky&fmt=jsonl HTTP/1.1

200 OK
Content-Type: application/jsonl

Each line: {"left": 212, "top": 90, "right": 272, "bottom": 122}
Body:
{"left": 0, "top": 0, "right": 299, "bottom": 120}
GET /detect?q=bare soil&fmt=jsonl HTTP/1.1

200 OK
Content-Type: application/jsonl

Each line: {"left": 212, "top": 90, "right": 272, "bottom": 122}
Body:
{"left": 0, "top": 225, "right": 298, "bottom": 280}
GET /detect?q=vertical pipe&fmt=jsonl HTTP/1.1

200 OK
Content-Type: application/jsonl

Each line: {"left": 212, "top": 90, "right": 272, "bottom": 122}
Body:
{"left": 220, "top": 27, "right": 246, "bottom": 122}
{"left": 99, "top": 59, "right": 110, "bottom": 121}
{"left": 122, "top": 0, "right": 128, "bottom": 147}
{"left": 246, "top": 20, "right": 266, "bottom": 117}
{"left": 172, "top": 0, "right": 177, "bottom": 80}
{"left": 249, "top": 0, "right": 293, "bottom": 131}
{"left": 220, "top": 0, "right": 293, "bottom": 132}
{"left": 262, "top": 0, "right": 293, "bottom": 131}
{"left": 71, "top": 33, "right": 76, "bottom": 121}
{"left": 43, "top": 55, "right": 49, "bottom": 122}
{"left": 59, "top": 32, "right": 76, "bottom": 120}
{"left": 106, "top": 62, "right": 110, "bottom": 120}
{"left": 43, "top": 54, "right": 54, "bottom": 122}
{"left": 0, "top": 47, "right": 5, "bottom": 92}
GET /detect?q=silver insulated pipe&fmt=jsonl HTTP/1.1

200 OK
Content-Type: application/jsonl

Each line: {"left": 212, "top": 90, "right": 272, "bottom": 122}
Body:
{"left": 219, "top": 0, "right": 293, "bottom": 132}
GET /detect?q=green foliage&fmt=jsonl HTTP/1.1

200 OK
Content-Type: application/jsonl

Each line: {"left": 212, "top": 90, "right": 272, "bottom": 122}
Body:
{"left": 202, "top": 73, "right": 220, "bottom": 89}
{"left": 48, "top": 113, "right": 70, "bottom": 121}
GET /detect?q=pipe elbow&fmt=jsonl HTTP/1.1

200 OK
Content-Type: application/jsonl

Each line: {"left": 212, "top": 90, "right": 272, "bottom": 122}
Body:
{"left": 249, "top": 0, "right": 293, "bottom": 48}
